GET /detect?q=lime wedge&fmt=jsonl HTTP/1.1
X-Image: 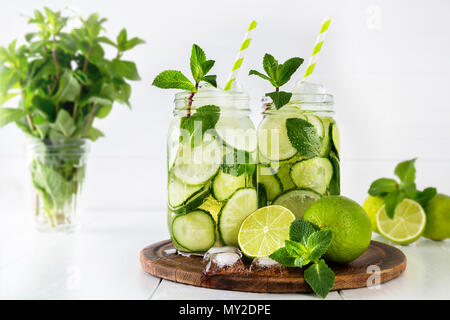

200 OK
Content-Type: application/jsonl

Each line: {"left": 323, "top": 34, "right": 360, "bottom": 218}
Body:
{"left": 238, "top": 205, "right": 295, "bottom": 257}
{"left": 377, "top": 199, "right": 426, "bottom": 245}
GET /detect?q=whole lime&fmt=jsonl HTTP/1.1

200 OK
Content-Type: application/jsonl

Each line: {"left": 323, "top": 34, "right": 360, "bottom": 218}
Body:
{"left": 424, "top": 194, "right": 450, "bottom": 241}
{"left": 303, "top": 196, "right": 372, "bottom": 263}
{"left": 363, "top": 196, "right": 385, "bottom": 233}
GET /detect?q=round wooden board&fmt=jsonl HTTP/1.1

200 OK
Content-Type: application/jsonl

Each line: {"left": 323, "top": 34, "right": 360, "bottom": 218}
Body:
{"left": 140, "top": 240, "right": 406, "bottom": 293}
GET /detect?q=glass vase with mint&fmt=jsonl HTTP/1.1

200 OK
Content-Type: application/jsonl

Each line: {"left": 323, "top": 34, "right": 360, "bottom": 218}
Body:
{"left": 153, "top": 44, "right": 257, "bottom": 254}
{"left": 249, "top": 54, "right": 340, "bottom": 219}
{"left": 0, "top": 8, "right": 144, "bottom": 232}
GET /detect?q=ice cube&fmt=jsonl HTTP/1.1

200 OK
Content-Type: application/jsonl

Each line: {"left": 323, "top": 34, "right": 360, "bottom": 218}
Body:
{"left": 204, "top": 252, "right": 247, "bottom": 275}
{"left": 203, "top": 246, "right": 242, "bottom": 263}
{"left": 249, "top": 257, "right": 287, "bottom": 277}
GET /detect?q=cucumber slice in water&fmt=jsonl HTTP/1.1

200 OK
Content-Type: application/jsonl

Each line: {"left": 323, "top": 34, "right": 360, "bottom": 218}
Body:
{"left": 172, "top": 133, "right": 222, "bottom": 185}
{"left": 212, "top": 170, "right": 247, "bottom": 201}
{"left": 168, "top": 177, "right": 203, "bottom": 208}
{"left": 218, "top": 188, "right": 257, "bottom": 246}
{"left": 276, "top": 163, "right": 296, "bottom": 191}
{"left": 258, "top": 115, "right": 298, "bottom": 161}
{"left": 167, "top": 210, "right": 190, "bottom": 252}
{"left": 306, "top": 115, "right": 325, "bottom": 139}
{"left": 319, "top": 117, "right": 333, "bottom": 157}
{"left": 331, "top": 123, "right": 340, "bottom": 156}
{"left": 257, "top": 166, "right": 282, "bottom": 202}
{"left": 172, "top": 210, "right": 216, "bottom": 252}
{"left": 273, "top": 189, "right": 321, "bottom": 219}
{"left": 290, "top": 157, "right": 333, "bottom": 195}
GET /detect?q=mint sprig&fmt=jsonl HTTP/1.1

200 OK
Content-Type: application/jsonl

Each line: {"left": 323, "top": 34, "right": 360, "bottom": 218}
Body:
{"left": 368, "top": 158, "right": 437, "bottom": 219}
{"left": 249, "top": 54, "right": 303, "bottom": 109}
{"left": 269, "top": 220, "right": 335, "bottom": 298}
{"left": 152, "top": 44, "right": 217, "bottom": 93}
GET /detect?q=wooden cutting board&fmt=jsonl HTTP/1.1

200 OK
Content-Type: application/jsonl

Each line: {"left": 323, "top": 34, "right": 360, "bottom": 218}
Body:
{"left": 140, "top": 240, "right": 406, "bottom": 293}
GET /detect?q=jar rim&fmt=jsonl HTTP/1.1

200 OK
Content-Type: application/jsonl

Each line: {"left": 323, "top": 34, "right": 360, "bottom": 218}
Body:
{"left": 175, "top": 89, "right": 250, "bottom": 102}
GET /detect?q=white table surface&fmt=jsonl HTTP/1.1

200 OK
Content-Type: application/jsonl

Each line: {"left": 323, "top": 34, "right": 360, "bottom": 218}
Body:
{"left": 0, "top": 210, "right": 449, "bottom": 300}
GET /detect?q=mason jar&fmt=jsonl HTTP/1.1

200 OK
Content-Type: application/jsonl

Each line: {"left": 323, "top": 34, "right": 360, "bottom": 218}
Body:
{"left": 167, "top": 86, "right": 258, "bottom": 254}
{"left": 27, "top": 138, "right": 89, "bottom": 233}
{"left": 256, "top": 82, "right": 340, "bottom": 219}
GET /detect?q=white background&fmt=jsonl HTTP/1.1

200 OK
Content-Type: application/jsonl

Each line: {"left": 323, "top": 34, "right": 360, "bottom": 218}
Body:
{"left": 1, "top": 0, "right": 449, "bottom": 218}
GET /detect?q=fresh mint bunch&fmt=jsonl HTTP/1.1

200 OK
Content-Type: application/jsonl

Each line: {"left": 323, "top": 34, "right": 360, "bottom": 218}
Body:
{"left": 368, "top": 158, "right": 437, "bottom": 219}
{"left": 249, "top": 54, "right": 303, "bottom": 109}
{"left": 152, "top": 44, "right": 217, "bottom": 92}
{"left": 269, "top": 220, "right": 335, "bottom": 298}
{"left": 0, "top": 7, "right": 144, "bottom": 139}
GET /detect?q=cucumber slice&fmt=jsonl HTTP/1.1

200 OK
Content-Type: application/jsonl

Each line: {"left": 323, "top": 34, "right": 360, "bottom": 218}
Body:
{"left": 212, "top": 170, "right": 247, "bottom": 201}
{"left": 258, "top": 115, "right": 298, "bottom": 161}
{"left": 290, "top": 157, "right": 333, "bottom": 195}
{"left": 169, "top": 182, "right": 210, "bottom": 214}
{"left": 257, "top": 183, "right": 268, "bottom": 208}
{"left": 306, "top": 115, "right": 325, "bottom": 139}
{"left": 172, "top": 133, "right": 222, "bottom": 185}
{"left": 257, "top": 166, "right": 283, "bottom": 202}
{"left": 319, "top": 117, "right": 333, "bottom": 157}
{"left": 172, "top": 210, "right": 216, "bottom": 252}
{"left": 276, "top": 163, "right": 296, "bottom": 191}
{"left": 215, "top": 115, "right": 257, "bottom": 152}
{"left": 168, "top": 177, "right": 203, "bottom": 208}
{"left": 273, "top": 189, "right": 321, "bottom": 219}
{"left": 331, "top": 122, "right": 340, "bottom": 156}
{"left": 329, "top": 152, "right": 340, "bottom": 195}
{"left": 218, "top": 188, "right": 257, "bottom": 246}
{"left": 167, "top": 210, "right": 190, "bottom": 252}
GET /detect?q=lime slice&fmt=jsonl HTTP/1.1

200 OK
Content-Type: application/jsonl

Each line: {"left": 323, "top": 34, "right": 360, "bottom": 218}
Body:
{"left": 273, "top": 189, "right": 321, "bottom": 219}
{"left": 238, "top": 205, "right": 295, "bottom": 258}
{"left": 377, "top": 199, "right": 426, "bottom": 245}
{"left": 218, "top": 188, "right": 257, "bottom": 246}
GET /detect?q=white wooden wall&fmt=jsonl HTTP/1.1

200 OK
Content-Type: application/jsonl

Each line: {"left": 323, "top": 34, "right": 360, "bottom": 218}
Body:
{"left": 1, "top": 0, "right": 449, "bottom": 215}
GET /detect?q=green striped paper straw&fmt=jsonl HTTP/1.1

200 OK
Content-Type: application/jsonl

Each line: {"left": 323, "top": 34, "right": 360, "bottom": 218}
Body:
{"left": 224, "top": 20, "right": 258, "bottom": 91}
{"left": 302, "top": 18, "right": 332, "bottom": 82}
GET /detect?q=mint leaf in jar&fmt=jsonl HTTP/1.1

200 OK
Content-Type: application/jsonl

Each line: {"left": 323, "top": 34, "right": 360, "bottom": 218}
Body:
{"left": 285, "top": 118, "right": 321, "bottom": 158}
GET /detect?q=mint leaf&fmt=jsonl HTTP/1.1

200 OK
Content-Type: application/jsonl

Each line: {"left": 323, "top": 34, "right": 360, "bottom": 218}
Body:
{"left": 368, "top": 178, "right": 398, "bottom": 196}
{"left": 289, "top": 219, "right": 319, "bottom": 246}
{"left": 152, "top": 70, "right": 196, "bottom": 91}
{"left": 384, "top": 190, "right": 406, "bottom": 219}
{"left": 190, "top": 44, "right": 206, "bottom": 82}
{"left": 54, "top": 71, "right": 81, "bottom": 103}
{"left": 0, "top": 107, "right": 25, "bottom": 127}
{"left": 394, "top": 158, "right": 416, "bottom": 184}
{"left": 180, "top": 105, "right": 220, "bottom": 146}
{"left": 84, "top": 126, "right": 104, "bottom": 141}
{"left": 200, "top": 60, "right": 215, "bottom": 76}
{"left": 285, "top": 239, "right": 307, "bottom": 257}
{"left": 51, "top": 109, "right": 76, "bottom": 137}
{"left": 262, "top": 53, "right": 278, "bottom": 81}
{"left": 269, "top": 247, "right": 296, "bottom": 267}
{"left": 201, "top": 75, "right": 217, "bottom": 88}
{"left": 221, "top": 150, "right": 255, "bottom": 177}
{"left": 307, "top": 229, "right": 332, "bottom": 261}
{"left": 304, "top": 259, "right": 335, "bottom": 299}
{"left": 286, "top": 118, "right": 321, "bottom": 158}
{"left": 294, "top": 255, "right": 310, "bottom": 268}
{"left": 278, "top": 57, "right": 304, "bottom": 87}
{"left": 111, "top": 60, "right": 141, "bottom": 80}
{"left": 415, "top": 187, "right": 437, "bottom": 208}
{"left": 266, "top": 91, "right": 292, "bottom": 110}
{"left": 248, "top": 69, "right": 275, "bottom": 85}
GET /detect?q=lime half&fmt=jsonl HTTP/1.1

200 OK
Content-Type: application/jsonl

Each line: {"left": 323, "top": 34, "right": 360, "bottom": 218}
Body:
{"left": 238, "top": 205, "right": 295, "bottom": 258}
{"left": 377, "top": 199, "right": 426, "bottom": 245}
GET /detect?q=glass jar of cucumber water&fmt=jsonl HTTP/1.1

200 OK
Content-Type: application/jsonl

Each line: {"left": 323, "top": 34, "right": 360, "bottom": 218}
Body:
{"left": 256, "top": 82, "right": 340, "bottom": 219}
{"left": 167, "top": 86, "right": 258, "bottom": 254}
